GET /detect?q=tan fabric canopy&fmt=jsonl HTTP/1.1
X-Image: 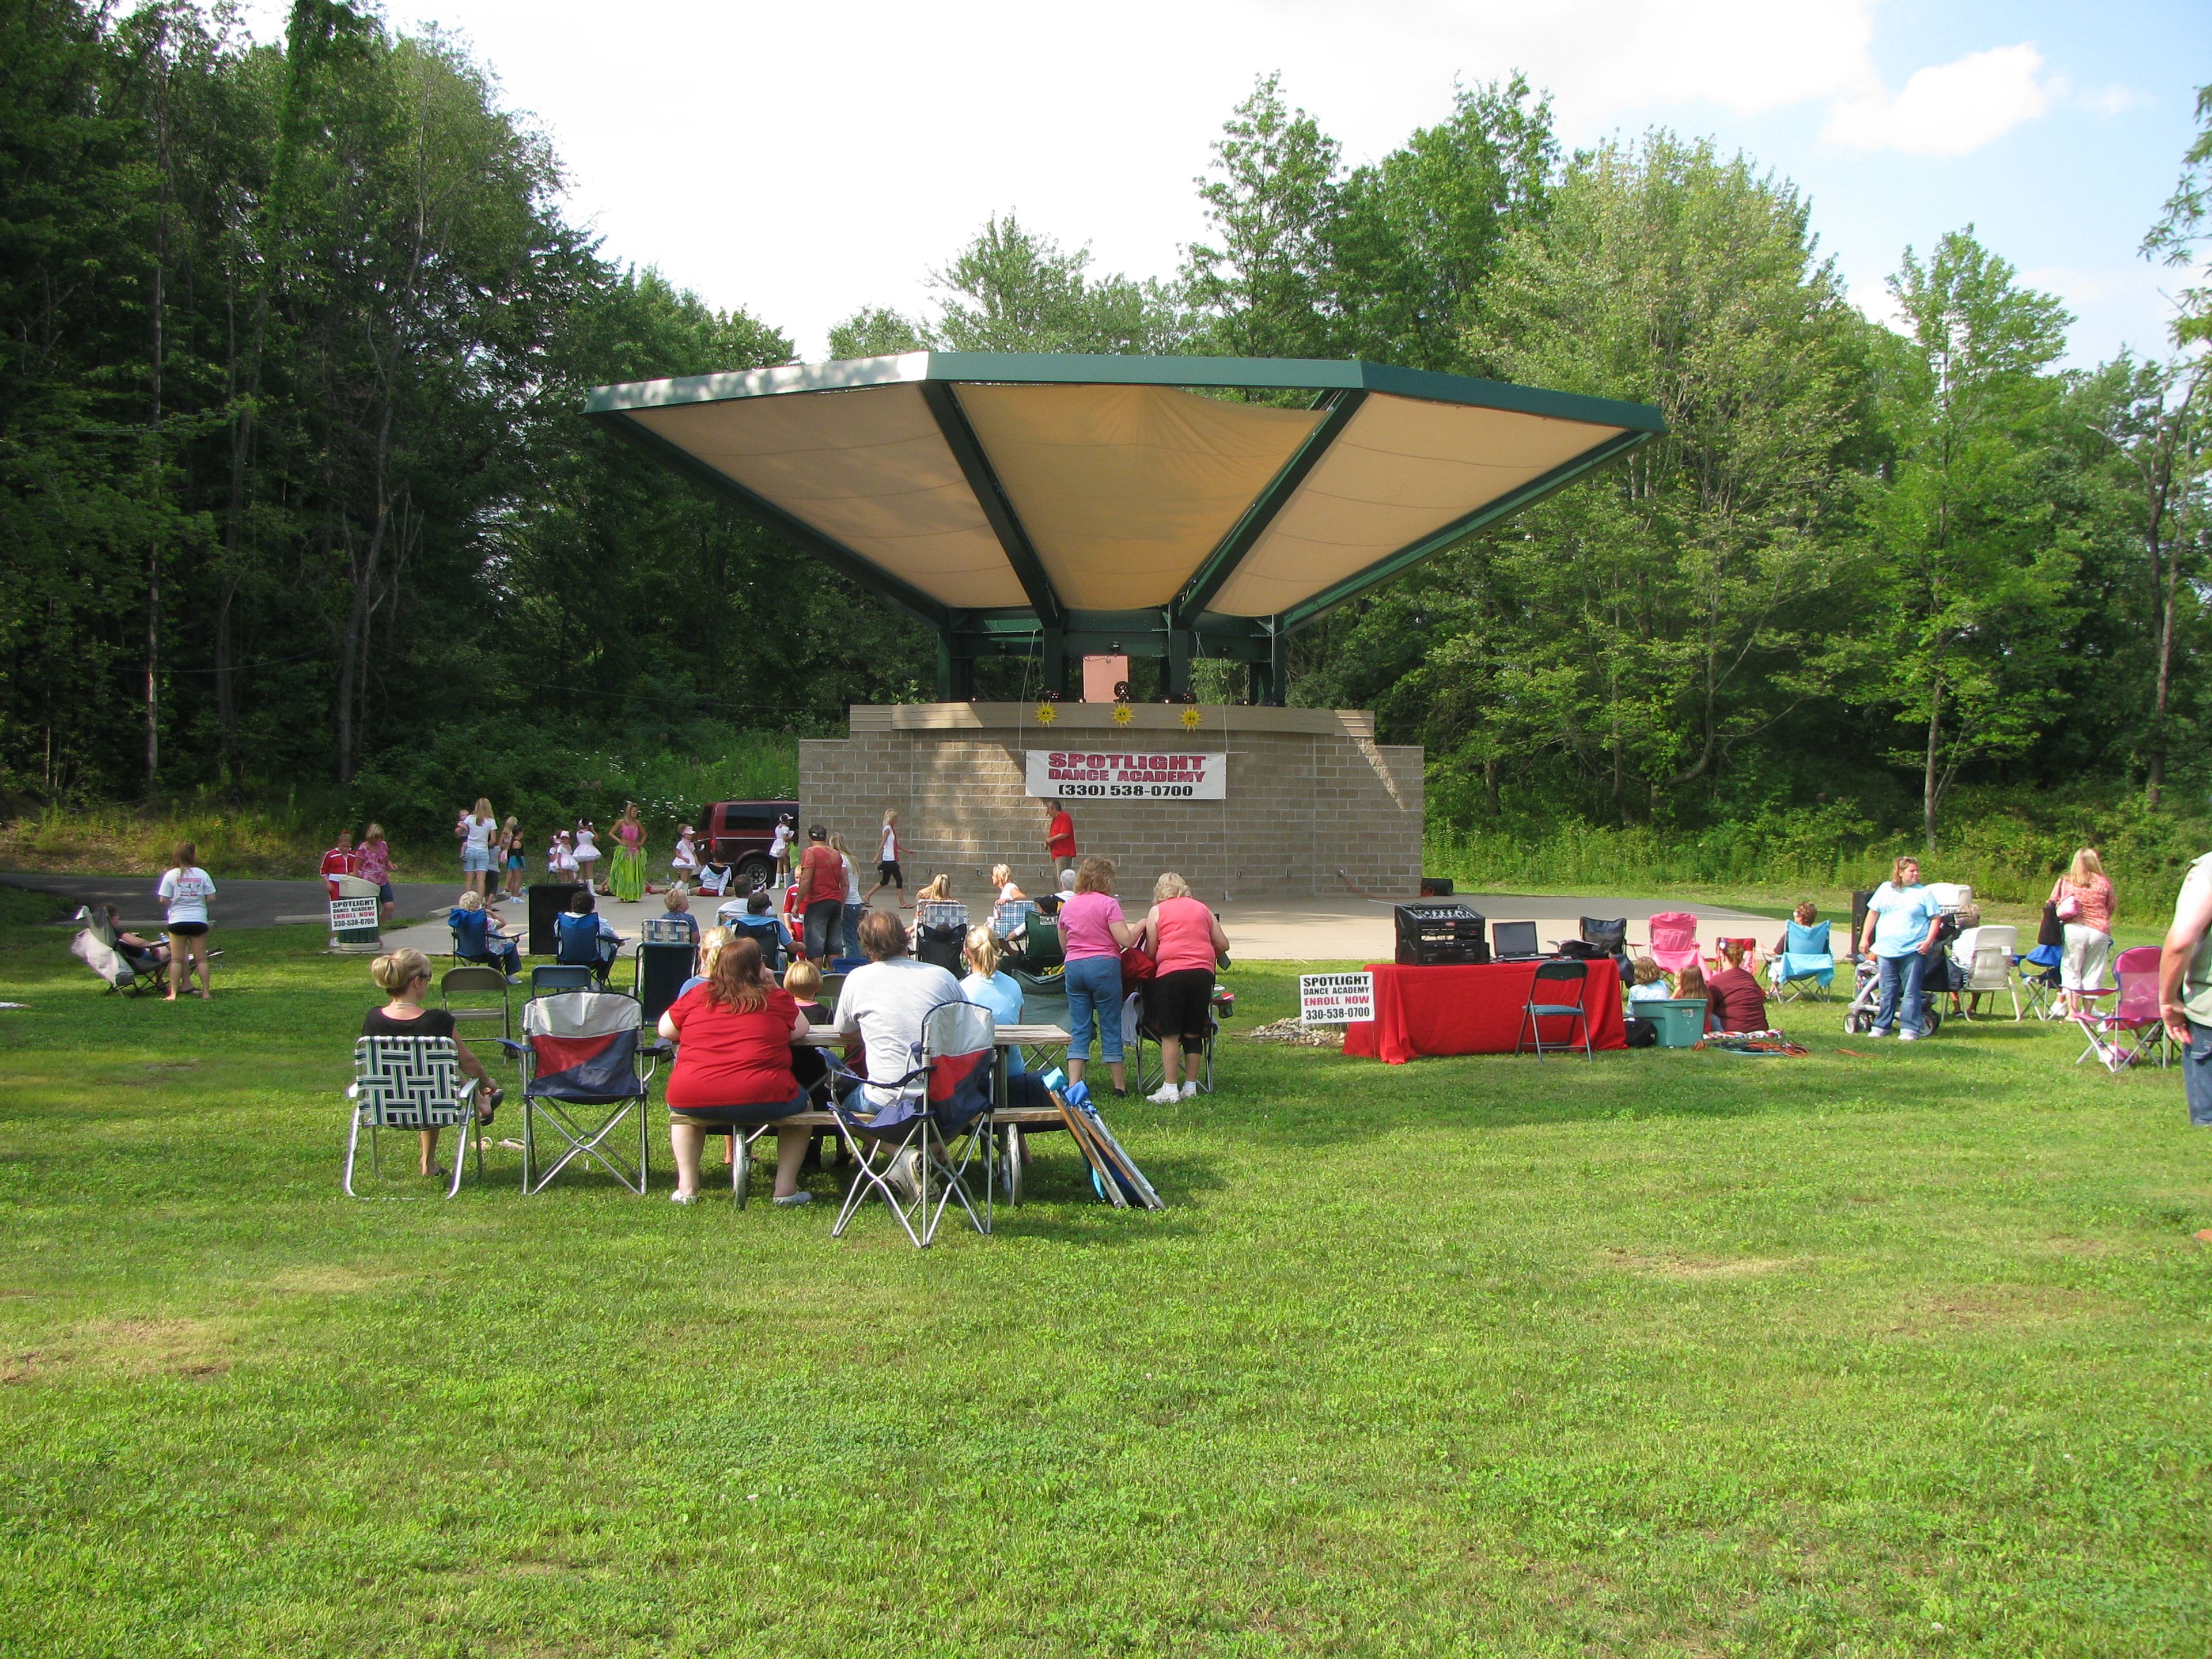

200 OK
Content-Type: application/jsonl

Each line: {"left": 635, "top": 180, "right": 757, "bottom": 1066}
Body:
{"left": 587, "top": 354, "right": 1661, "bottom": 630}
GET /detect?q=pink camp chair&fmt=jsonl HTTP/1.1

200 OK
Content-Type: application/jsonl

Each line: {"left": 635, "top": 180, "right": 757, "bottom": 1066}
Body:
{"left": 1646, "top": 912, "right": 1701, "bottom": 976}
{"left": 2074, "top": 946, "right": 2175, "bottom": 1073}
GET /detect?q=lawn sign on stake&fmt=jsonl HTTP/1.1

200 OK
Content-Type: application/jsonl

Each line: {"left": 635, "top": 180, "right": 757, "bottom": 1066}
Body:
{"left": 1300, "top": 972, "right": 1375, "bottom": 1025}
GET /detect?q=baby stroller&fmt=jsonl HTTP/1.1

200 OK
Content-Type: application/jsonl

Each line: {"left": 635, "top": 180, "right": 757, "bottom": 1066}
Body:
{"left": 1842, "top": 952, "right": 1946, "bottom": 1037}
{"left": 69, "top": 906, "right": 166, "bottom": 995}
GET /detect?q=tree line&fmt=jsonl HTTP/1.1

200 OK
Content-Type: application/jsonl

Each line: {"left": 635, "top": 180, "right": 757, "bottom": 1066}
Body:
{"left": 3, "top": 2, "right": 2208, "bottom": 855}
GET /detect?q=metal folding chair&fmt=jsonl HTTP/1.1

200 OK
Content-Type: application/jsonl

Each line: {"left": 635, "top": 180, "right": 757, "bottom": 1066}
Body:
{"left": 502, "top": 991, "right": 662, "bottom": 1195}
{"left": 2017, "top": 944, "right": 2063, "bottom": 1019}
{"left": 1516, "top": 959, "right": 1594, "bottom": 1060}
{"left": 828, "top": 1001, "right": 997, "bottom": 1248}
{"left": 345, "top": 1036, "right": 484, "bottom": 1199}
{"left": 440, "top": 964, "right": 513, "bottom": 1043}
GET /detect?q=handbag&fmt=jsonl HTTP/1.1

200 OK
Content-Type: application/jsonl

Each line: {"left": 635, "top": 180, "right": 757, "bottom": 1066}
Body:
{"left": 1119, "top": 943, "right": 1157, "bottom": 983}
{"left": 2055, "top": 887, "right": 2080, "bottom": 922}
{"left": 2037, "top": 902, "right": 2065, "bottom": 950}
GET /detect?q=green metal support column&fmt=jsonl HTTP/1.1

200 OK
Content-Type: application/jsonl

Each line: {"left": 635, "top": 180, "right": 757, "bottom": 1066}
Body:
{"left": 1163, "top": 628, "right": 1194, "bottom": 700}
{"left": 935, "top": 636, "right": 975, "bottom": 702}
{"left": 1041, "top": 628, "right": 1068, "bottom": 696}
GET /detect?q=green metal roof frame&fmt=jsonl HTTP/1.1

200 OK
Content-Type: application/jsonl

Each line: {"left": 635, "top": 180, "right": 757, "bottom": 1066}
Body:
{"left": 583, "top": 353, "right": 1665, "bottom": 672}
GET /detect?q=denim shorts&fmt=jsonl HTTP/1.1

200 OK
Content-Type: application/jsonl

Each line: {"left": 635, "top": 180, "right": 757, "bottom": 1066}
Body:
{"left": 1063, "top": 953, "right": 1124, "bottom": 1063}
{"left": 461, "top": 847, "right": 494, "bottom": 873}
{"left": 2187, "top": 1020, "right": 2212, "bottom": 1128}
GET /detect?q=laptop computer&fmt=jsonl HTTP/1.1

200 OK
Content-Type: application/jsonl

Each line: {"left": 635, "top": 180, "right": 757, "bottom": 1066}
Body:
{"left": 1490, "top": 920, "right": 1541, "bottom": 960}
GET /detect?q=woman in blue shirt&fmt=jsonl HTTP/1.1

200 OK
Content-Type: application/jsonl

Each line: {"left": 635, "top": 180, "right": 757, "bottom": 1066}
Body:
{"left": 1858, "top": 855, "right": 1942, "bottom": 1040}
{"left": 959, "top": 925, "right": 1025, "bottom": 1077}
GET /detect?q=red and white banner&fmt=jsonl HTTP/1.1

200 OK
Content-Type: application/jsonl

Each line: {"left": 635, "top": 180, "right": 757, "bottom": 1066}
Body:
{"left": 1025, "top": 748, "right": 1228, "bottom": 801}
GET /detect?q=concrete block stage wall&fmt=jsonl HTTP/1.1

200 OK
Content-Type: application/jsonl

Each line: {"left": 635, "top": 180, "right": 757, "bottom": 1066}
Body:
{"left": 800, "top": 703, "right": 1423, "bottom": 903}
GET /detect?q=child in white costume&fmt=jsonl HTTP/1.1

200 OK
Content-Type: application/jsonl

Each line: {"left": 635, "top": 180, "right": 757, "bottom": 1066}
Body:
{"left": 572, "top": 822, "right": 602, "bottom": 891}
{"left": 671, "top": 826, "right": 699, "bottom": 882}
{"left": 549, "top": 831, "right": 577, "bottom": 880}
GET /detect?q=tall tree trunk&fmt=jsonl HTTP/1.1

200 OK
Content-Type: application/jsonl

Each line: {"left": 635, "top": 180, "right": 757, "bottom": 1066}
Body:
{"left": 1922, "top": 671, "right": 1942, "bottom": 854}
{"left": 335, "top": 398, "right": 397, "bottom": 784}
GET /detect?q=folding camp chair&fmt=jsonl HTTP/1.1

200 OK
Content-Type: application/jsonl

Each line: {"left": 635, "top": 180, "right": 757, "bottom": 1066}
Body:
{"left": 344, "top": 1036, "right": 484, "bottom": 1199}
{"left": 1645, "top": 912, "right": 1701, "bottom": 976}
{"left": 2075, "top": 947, "right": 2175, "bottom": 1073}
{"left": 529, "top": 963, "right": 595, "bottom": 997}
{"left": 502, "top": 991, "right": 662, "bottom": 1195}
{"left": 1124, "top": 993, "right": 1218, "bottom": 1096}
{"left": 1516, "top": 959, "right": 1594, "bottom": 1060}
{"left": 440, "top": 964, "right": 513, "bottom": 1043}
{"left": 1708, "top": 935, "right": 1758, "bottom": 973}
{"left": 2017, "top": 943, "right": 2063, "bottom": 1020}
{"left": 69, "top": 906, "right": 165, "bottom": 995}
{"left": 1946, "top": 925, "right": 2019, "bottom": 1020}
{"left": 1770, "top": 919, "right": 1836, "bottom": 1002}
{"left": 828, "top": 1000, "right": 997, "bottom": 1248}
{"left": 1580, "top": 917, "right": 1628, "bottom": 957}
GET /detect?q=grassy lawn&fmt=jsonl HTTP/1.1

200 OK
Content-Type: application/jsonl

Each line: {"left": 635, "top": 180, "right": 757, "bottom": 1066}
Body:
{"left": 2, "top": 915, "right": 2208, "bottom": 1657}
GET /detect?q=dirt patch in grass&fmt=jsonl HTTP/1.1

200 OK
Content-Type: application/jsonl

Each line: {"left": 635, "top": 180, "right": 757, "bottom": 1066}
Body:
{"left": 1887, "top": 1283, "right": 2104, "bottom": 1336}
{"left": 12, "top": 1316, "right": 237, "bottom": 1381}
{"left": 1601, "top": 1249, "right": 1796, "bottom": 1281}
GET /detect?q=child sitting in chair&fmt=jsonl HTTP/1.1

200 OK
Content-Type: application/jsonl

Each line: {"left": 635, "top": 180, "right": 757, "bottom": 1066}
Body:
{"left": 449, "top": 890, "right": 522, "bottom": 980}
{"left": 556, "top": 889, "right": 622, "bottom": 986}
{"left": 659, "top": 885, "right": 699, "bottom": 945}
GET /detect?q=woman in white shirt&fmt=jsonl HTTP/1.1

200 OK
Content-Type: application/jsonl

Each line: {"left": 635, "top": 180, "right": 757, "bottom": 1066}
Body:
{"left": 460, "top": 798, "right": 497, "bottom": 899}
{"left": 157, "top": 840, "right": 218, "bottom": 1001}
{"left": 830, "top": 832, "right": 863, "bottom": 961}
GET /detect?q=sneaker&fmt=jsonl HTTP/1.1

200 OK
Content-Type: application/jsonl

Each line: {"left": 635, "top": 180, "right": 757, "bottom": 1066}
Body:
{"left": 1898, "top": 1029, "right": 1920, "bottom": 1042}
{"left": 669, "top": 1189, "right": 699, "bottom": 1205}
{"left": 773, "top": 1191, "right": 813, "bottom": 1207}
{"left": 1146, "top": 1085, "right": 1181, "bottom": 1105}
{"left": 887, "top": 1148, "right": 920, "bottom": 1202}
{"left": 1180, "top": 1081, "right": 1200, "bottom": 1100}
{"left": 1868, "top": 1026, "right": 1892, "bottom": 1038}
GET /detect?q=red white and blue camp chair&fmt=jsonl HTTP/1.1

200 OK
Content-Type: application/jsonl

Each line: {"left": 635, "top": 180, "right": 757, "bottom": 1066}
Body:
{"left": 346, "top": 1036, "right": 485, "bottom": 1199}
{"left": 2075, "top": 946, "right": 2176, "bottom": 1073}
{"left": 1645, "top": 912, "right": 1701, "bottom": 976}
{"left": 828, "top": 999, "right": 997, "bottom": 1248}
{"left": 502, "top": 991, "right": 663, "bottom": 1195}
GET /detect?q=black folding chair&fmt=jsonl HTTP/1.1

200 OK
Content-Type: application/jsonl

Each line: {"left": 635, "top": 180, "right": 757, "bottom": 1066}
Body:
{"left": 1516, "top": 959, "right": 1594, "bottom": 1060}
{"left": 828, "top": 1002, "right": 997, "bottom": 1248}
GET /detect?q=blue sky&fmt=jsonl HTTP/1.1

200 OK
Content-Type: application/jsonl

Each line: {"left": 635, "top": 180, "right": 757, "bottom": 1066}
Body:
{"left": 240, "top": 0, "right": 2209, "bottom": 368}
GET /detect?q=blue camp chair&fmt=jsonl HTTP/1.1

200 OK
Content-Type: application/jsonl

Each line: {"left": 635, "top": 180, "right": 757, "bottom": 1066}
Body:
{"left": 1770, "top": 919, "right": 1836, "bottom": 1001}
{"left": 828, "top": 1000, "right": 997, "bottom": 1248}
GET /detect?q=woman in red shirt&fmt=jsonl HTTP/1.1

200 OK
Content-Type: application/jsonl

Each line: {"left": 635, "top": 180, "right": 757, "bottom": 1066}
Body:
{"left": 1138, "top": 871, "right": 1230, "bottom": 1103}
{"left": 1704, "top": 940, "right": 1770, "bottom": 1033}
{"left": 658, "top": 936, "right": 813, "bottom": 1206}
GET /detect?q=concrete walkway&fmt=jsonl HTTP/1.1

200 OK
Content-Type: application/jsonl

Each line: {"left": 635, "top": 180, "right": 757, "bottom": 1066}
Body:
{"left": 6, "top": 870, "right": 1796, "bottom": 963}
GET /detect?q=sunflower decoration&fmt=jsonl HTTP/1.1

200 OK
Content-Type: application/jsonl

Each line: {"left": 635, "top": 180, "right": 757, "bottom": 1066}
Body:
{"left": 1033, "top": 702, "right": 1058, "bottom": 726}
{"left": 1180, "top": 706, "right": 1203, "bottom": 730}
{"left": 1112, "top": 703, "right": 1134, "bottom": 726}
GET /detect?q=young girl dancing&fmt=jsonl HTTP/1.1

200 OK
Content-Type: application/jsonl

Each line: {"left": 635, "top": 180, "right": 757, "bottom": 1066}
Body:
{"left": 573, "top": 820, "right": 603, "bottom": 893}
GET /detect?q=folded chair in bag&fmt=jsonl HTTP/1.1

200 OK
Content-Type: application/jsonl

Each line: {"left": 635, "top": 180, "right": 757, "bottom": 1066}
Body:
{"left": 502, "top": 991, "right": 661, "bottom": 1195}
{"left": 2075, "top": 946, "right": 2175, "bottom": 1073}
{"left": 1516, "top": 959, "right": 1594, "bottom": 1060}
{"left": 829, "top": 1001, "right": 997, "bottom": 1248}
{"left": 1645, "top": 912, "right": 1701, "bottom": 976}
{"left": 345, "top": 1036, "right": 484, "bottom": 1199}
{"left": 1770, "top": 919, "right": 1836, "bottom": 1001}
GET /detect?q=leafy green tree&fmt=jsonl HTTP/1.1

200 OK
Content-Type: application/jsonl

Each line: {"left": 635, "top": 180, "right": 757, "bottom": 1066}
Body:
{"left": 826, "top": 305, "right": 927, "bottom": 359}
{"left": 929, "top": 213, "right": 1181, "bottom": 354}
{"left": 1328, "top": 77, "right": 1555, "bottom": 372}
{"left": 1182, "top": 74, "right": 1342, "bottom": 359}
{"left": 1859, "top": 231, "right": 2077, "bottom": 849}
{"left": 2144, "top": 82, "right": 2212, "bottom": 346}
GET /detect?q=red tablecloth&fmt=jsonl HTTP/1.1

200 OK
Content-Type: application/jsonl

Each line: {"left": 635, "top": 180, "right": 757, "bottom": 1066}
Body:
{"left": 1343, "top": 960, "right": 1627, "bottom": 1064}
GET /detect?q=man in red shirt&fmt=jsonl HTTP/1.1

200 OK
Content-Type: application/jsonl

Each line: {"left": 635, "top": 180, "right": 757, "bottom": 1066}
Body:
{"left": 320, "top": 830, "right": 359, "bottom": 900}
{"left": 796, "top": 824, "right": 847, "bottom": 962}
{"left": 1045, "top": 800, "right": 1077, "bottom": 867}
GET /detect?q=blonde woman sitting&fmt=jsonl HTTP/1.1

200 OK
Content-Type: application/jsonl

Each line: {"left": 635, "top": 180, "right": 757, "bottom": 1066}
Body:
{"left": 363, "top": 949, "right": 502, "bottom": 1179}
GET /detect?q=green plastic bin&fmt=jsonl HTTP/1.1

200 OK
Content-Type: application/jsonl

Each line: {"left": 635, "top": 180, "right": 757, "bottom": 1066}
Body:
{"left": 1643, "top": 998, "right": 1707, "bottom": 1048}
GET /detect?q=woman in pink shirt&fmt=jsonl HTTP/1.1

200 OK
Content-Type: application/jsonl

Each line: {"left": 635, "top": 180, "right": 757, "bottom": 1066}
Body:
{"left": 1138, "top": 872, "right": 1230, "bottom": 1103}
{"left": 2051, "top": 847, "right": 2117, "bottom": 1017}
{"left": 1055, "top": 857, "right": 1141, "bottom": 1096}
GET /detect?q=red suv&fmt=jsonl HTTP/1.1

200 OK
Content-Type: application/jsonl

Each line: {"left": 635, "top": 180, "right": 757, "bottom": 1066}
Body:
{"left": 701, "top": 799, "right": 798, "bottom": 891}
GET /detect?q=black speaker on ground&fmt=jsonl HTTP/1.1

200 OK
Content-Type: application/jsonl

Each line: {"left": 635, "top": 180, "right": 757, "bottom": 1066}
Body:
{"left": 634, "top": 941, "right": 696, "bottom": 1025}
{"left": 1420, "top": 876, "right": 1455, "bottom": 897}
{"left": 1849, "top": 889, "right": 1875, "bottom": 958}
{"left": 1393, "top": 902, "right": 1488, "bottom": 966}
{"left": 528, "top": 882, "right": 582, "bottom": 956}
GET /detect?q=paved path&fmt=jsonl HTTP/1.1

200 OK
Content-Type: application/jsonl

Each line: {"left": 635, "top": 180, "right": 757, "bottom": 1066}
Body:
{"left": 7, "top": 871, "right": 1791, "bottom": 961}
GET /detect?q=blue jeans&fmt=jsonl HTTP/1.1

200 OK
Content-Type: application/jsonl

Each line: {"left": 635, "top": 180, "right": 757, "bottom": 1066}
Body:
{"left": 2186, "top": 1020, "right": 2212, "bottom": 1127}
{"left": 1063, "top": 954, "right": 1124, "bottom": 1063}
{"left": 840, "top": 901, "right": 863, "bottom": 961}
{"left": 1874, "top": 950, "right": 1929, "bottom": 1035}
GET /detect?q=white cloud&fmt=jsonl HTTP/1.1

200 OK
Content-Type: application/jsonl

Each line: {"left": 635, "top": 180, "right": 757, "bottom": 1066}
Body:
{"left": 1823, "top": 43, "right": 2050, "bottom": 156}
{"left": 1848, "top": 279, "right": 1910, "bottom": 338}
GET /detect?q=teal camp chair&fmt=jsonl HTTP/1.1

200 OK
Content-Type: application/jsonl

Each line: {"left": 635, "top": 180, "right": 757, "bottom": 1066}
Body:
{"left": 1771, "top": 919, "right": 1836, "bottom": 1001}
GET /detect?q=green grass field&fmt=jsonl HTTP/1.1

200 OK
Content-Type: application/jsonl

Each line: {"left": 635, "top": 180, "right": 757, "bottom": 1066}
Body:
{"left": 2, "top": 914, "right": 2207, "bottom": 1657}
